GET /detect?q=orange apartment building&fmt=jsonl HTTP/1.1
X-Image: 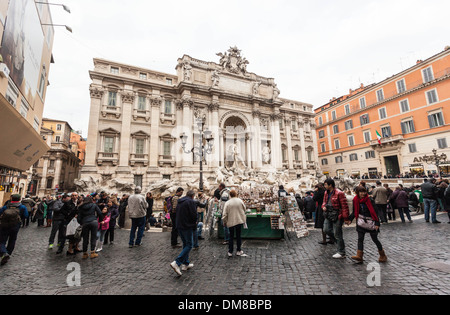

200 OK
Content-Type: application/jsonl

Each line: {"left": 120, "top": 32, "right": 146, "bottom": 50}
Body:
{"left": 315, "top": 46, "right": 450, "bottom": 178}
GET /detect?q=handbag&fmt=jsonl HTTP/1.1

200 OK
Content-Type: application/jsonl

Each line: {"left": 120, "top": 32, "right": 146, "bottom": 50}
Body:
{"left": 74, "top": 226, "right": 83, "bottom": 240}
{"left": 325, "top": 205, "right": 339, "bottom": 222}
{"left": 66, "top": 218, "right": 80, "bottom": 236}
{"left": 357, "top": 214, "right": 376, "bottom": 231}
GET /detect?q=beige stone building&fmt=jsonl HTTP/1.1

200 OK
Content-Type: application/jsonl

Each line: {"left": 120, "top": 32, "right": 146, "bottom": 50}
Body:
{"left": 81, "top": 47, "right": 317, "bottom": 190}
{"left": 31, "top": 119, "right": 82, "bottom": 196}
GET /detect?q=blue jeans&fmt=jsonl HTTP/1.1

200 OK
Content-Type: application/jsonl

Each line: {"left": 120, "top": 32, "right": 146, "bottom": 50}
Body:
{"left": 398, "top": 207, "right": 412, "bottom": 222}
{"left": 175, "top": 229, "right": 194, "bottom": 266}
{"left": 220, "top": 219, "right": 230, "bottom": 241}
{"left": 228, "top": 224, "right": 243, "bottom": 254}
{"left": 0, "top": 224, "right": 20, "bottom": 255}
{"left": 423, "top": 198, "right": 437, "bottom": 222}
{"left": 323, "top": 218, "right": 345, "bottom": 255}
{"left": 129, "top": 217, "right": 146, "bottom": 246}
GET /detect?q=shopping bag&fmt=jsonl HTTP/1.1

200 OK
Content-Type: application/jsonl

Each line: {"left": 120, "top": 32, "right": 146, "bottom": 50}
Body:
{"left": 66, "top": 218, "right": 80, "bottom": 236}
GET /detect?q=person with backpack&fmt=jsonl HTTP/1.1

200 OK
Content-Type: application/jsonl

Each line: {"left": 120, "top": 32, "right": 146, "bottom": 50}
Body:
{"left": 169, "top": 187, "right": 184, "bottom": 248}
{"left": 0, "top": 194, "right": 29, "bottom": 266}
{"left": 21, "top": 195, "right": 35, "bottom": 228}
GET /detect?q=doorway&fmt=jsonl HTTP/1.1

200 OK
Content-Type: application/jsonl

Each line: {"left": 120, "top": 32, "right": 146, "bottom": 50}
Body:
{"left": 384, "top": 155, "right": 400, "bottom": 176}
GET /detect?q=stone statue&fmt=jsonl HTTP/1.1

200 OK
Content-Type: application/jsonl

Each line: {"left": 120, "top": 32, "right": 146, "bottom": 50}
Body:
{"left": 183, "top": 61, "right": 192, "bottom": 81}
{"left": 253, "top": 81, "right": 261, "bottom": 95}
{"left": 262, "top": 143, "right": 271, "bottom": 164}
{"left": 273, "top": 83, "right": 280, "bottom": 99}
{"left": 227, "top": 140, "right": 246, "bottom": 170}
{"left": 211, "top": 69, "right": 220, "bottom": 87}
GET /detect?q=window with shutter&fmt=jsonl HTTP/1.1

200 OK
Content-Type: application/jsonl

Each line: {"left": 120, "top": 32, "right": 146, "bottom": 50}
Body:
{"left": 437, "top": 138, "right": 447, "bottom": 149}
{"left": 428, "top": 112, "right": 444, "bottom": 128}
{"left": 401, "top": 120, "right": 415, "bottom": 134}
{"left": 360, "top": 114, "right": 369, "bottom": 125}
{"left": 381, "top": 126, "right": 391, "bottom": 138}
{"left": 397, "top": 79, "right": 406, "bottom": 93}
{"left": 426, "top": 90, "right": 438, "bottom": 104}
{"left": 400, "top": 99, "right": 409, "bottom": 112}
{"left": 422, "top": 67, "right": 434, "bottom": 83}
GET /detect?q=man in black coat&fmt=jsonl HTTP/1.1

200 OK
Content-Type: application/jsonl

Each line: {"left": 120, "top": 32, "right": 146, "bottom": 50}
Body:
{"left": 170, "top": 190, "right": 197, "bottom": 276}
{"left": 49, "top": 194, "right": 76, "bottom": 254}
{"left": 421, "top": 179, "right": 440, "bottom": 223}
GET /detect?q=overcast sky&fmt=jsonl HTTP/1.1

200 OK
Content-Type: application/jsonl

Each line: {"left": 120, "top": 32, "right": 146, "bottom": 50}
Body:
{"left": 43, "top": 0, "right": 450, "bottom": 137}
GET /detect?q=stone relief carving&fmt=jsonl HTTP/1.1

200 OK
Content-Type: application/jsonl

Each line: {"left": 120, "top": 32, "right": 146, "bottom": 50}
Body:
{"left": 216, "top": 46, "right": 250, "bottom": 76}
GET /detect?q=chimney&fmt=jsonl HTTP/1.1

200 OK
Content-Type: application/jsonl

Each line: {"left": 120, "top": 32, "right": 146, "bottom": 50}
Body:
{"left": 416, "top": 60, "right": 423, "bottom": 64}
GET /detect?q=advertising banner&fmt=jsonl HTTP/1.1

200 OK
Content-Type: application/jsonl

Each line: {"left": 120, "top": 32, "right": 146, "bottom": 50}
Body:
{"left": 0, "top": 0, "right": 45, "bottom": 107}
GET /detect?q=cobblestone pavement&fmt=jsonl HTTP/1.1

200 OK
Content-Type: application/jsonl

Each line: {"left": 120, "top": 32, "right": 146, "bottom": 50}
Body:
{"left": 0, "top": 212, "right": 449, "bottom": 295}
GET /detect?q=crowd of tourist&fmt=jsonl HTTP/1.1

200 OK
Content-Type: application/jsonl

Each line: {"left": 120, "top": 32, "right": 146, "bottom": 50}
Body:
{"left": 0, "top": 177, "right": 448, "bottom": 271}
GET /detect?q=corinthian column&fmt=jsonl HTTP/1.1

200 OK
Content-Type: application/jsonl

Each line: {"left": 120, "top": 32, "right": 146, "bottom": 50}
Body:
{"left": 149, "top": 96, "right": 162, "bottom": 168}
{"left": 84, "top": 85, "right": 104, "bottom": 168}
{"left": 252, "top": 104, "right": 262, "bottom": 169}
{"left": 117, "top": 91, "right": 134, "bottom": 173}
{"left": 182, "top": 98, "right": 194, "bottom": 167}
{"left": 208, "top": 101, "right": 220, "bottom": 168}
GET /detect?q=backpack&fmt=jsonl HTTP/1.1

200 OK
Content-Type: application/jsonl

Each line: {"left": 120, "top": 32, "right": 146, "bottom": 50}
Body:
{"left": 0, "top": 203, "right": 22, "bottom": 228}
{"left": 409, "top": 191, "right": 419, "bottom": 206}
{"left": 164, "top": 196, "right": 174, "bottom": 213}
{"left": 220, "top": 189, "right": 230, "bottom": 202}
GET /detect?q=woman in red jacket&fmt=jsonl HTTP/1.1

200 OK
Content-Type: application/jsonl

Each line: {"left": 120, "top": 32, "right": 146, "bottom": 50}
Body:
{"left": 349, "top": 185, "right": 387, "bottom": 264}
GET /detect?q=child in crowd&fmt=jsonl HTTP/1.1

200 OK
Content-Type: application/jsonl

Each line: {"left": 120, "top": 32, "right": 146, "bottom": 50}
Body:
{"left": 96, "top": 206, "right": 110, "bottom": 253}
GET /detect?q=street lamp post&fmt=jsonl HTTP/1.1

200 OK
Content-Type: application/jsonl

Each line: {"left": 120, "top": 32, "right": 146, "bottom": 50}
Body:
{"left": 35, "top": 2, "right": 71, "bottom": 13}
{"left": 423, "top": 148, "right": 447, "bottom": 178}
{"left": 37, "top": 2, "right": 72, "bottom": 32}
{"left": 180, "top": 118, "right": 214, "bottom": 192}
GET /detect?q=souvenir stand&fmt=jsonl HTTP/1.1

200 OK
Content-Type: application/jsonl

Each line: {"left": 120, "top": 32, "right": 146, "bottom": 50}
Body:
{"left": 212, "top": 186, "right": 307, "bottom": 240}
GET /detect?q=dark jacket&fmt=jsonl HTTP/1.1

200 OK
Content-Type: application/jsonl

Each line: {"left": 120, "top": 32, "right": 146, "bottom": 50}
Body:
{"left": 77, "top": 202, "right": 103, "bottom": 225}
{"left": 444, "top": 186, "right": 450, "bottom": 211}
{"left": 421, "top": 182, "right": 438, "bottom": 200}
{"left": 108, "top": 204, "right": 119, "bottom": 227}
{"left": 304, "top": 195, "right": 316, "bottom": 213}
{"left": 313, "top": 188, "right": 325, "bottom": 211}
{"left": 321, "top": 188, "right": 350, "bottom": 221}
{"left": 175, "top": 196, "right": 198, "bottom": 230}
{"left": 390, "top": 189, "right": 409, "bottom": 208}
{"left": 53, "top": 200, "right": 76, "bottom": 222}
{"left": 146, "top": 197, "right": 154, "bottom": 217}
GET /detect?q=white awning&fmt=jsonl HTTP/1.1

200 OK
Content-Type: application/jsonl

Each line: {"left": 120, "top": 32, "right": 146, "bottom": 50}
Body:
{"left": 0, "top": 95, "right": 49, "bottom": 171}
